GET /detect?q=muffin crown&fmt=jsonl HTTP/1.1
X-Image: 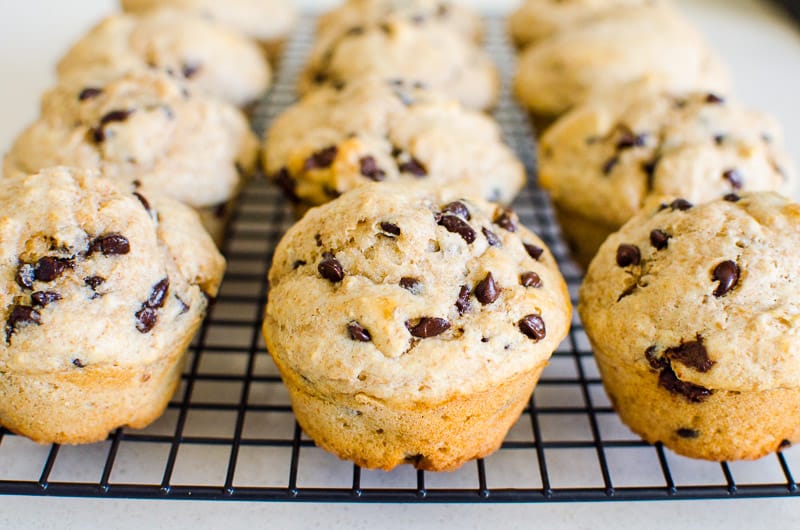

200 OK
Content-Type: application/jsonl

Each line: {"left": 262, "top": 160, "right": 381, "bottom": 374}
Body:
{"left": 579, "top": 192, "right": 800, "bottom": 392}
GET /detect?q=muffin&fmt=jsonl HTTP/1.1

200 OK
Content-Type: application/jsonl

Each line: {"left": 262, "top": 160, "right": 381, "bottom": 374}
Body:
{"left": 120, "top": 0, "right": 296, "bottom": 62}
{"left": 3, "top": 70, "right": 259, "bottom": 245}
{"left": 300, "top": 18, "right": 499, "bottom": 111}
{"left": 538, "top": 89, "right": 796, "bottom": 269}
{"left": 317, "top": 0, "right": 483, "bottom": 44}
{"left": 57, "top": 8, "right": 271, "bottom": 108}
{"left": 508, "top": 0, "right": 651, "bottom": 51}
{"left": 513, "top": 3, "right": 730, "bottom": 131}
{"left": 0, "top": 167, "right": 225, "bottom": 444}
{"left": 264, "top": 76, "right": 525, "bottom": 212}
{"left": 579, "top": 192, "right": 800, "bottom": 461}
{"left": 263, "top": 182, "right": 572, "bottom": 471}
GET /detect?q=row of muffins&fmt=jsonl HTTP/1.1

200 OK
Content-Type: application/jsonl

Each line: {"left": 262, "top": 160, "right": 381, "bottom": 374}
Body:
{"left": 0, "top": 1, "right": 298, "bottom": 443}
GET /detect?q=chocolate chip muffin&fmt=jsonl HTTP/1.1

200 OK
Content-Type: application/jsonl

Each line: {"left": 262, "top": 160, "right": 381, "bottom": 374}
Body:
{"left": 513, "top": 3, "right": 730, "bottom": 131}
{"left": 0, "top": 167, "right": 225, "bottom": 444}
{"left": 263, "top": 182, "right": 572, "bottom": 471}
{"left": 508, "top": 0, "right": 650, "bottom": 50}
{"left": 264, "top": 76, "right": 525, "bottom": 211}
{"left": 119, "top": 0, "right": 297, "bottom": 62}
{"left": 57, "top": 8, "right": 271, "bottom": 108}
{"left": 538, "top": 88, "right": 796, "bottom": 269}
{"left": 316, "top": 0, "right": 483, "bottom": 44}
{"left": 299, "top": 17, "right": 499, "bottom": 111}
{"left": 579, "top": 192, "right": 800, "bottom": 461}
{"left": 3, "top": 70, "right": 259, "bottom": 245}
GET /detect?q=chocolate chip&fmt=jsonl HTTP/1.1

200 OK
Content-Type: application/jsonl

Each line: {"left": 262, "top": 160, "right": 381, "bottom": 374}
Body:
{"left": 5, "top": 305, "right": 41, "bottom": 342}
{"left": 72, "top": 358, "right": 85, "bottom": 368}
{"left": 524, "top": 242, "right": 544, "bottom": 261}
{"left": 475, "top": 272, "right": 499, "bottom": 305}
{"left": 133, "top": 192, "right": 152, "bottom": 214}
{"left": 147, "top": 278, "right": 170, "bottom": 309}
{"left": 669, "top": 198, "right": 693, "bottom": 211}
{"left": 482, "top": 227, "right": 502, "bottom": 247}
{"left": 91, "top": 127, "right": 105, "bottom": 143}
{"left": 676, "top": 428, "right": 699, "bottom": 439}
{"left": 642, "top": 157, "right": 660, "bottom": 189}
{"left": 519, "top": 314, "right": 546, "bottom": 341}
{"left": 616, "top": 244, "right": 640, "bottom": 267}
{"left": 493, "top": 208, "right": 517, "bottom": 232}
{"left": 602, "top": 156, "right": 619, "bottom": 175}
{"left": 304, "top": 146, "right": 338, "bottom": 170}
{"left": 318, "top": 252, "right": 344, "bottom": 283}
{"left": 78, "top": 87, "right": 102, "bottom": 100}
{"left": 100, "top": 109, "right": 133, "bottom": 126}
{"left": 723, "top": 193, "right": 740, "bottom": 202}
{"left": 359, "top": 156, "right": 385, "bottom": 181}
{"left": 273, "top": 168, "right": 299, "bottom": 203}
{"left": 455, "top": 285, "right": 471, "bottom": 315}
{"left": 16, "top": 263, "right": 34, "bottom": 289}
{"left": 722, "top": 169, "right": 743, "bottom": 189}
{"left": 89, "top": 234, "right": 130, "bottom": 256}
{"left": 400, "top": 277, "right": 422, "bottom": 294}
{"left": 712, "top": 260, "right": 739, "bottom": 297}
{"left": 406, "top": 317, "right": 450, "bottom": 338}
{"left": 214, "top": 202, "right": 227, "bottom": 219}
{"left": 705, "top": 93, "right": 725, "bottom": 104}
{"left": 437, "top": 215, "right": 476, "bottom": 244}
{"left": 347, "top": 322, "right": 371, "bottom": 342}
{"left": 658, "top": 366, "right": 712, "bottom": 403}
{"left": 314, "top": 233, "right": 323, "bottom": 247}
{"left": 313, "top": 71, "right": 327, "bottom": 85}
{"left": 292, "top": 260, "right": 307, "bottom": 269}
{"left": 650, "top": 229, "right": 670, "bottom": 250}
{"left": 617, "top": 132, "right": 647, "bottom": 149}
{"left": 34, "top": 257, "right": 72, "bottom": 282}
{"left": 398, "top": 157, "right": 427, "bottom": 177}
{"left": 31, "top": 291, "right": 62, "bottom": 307}
{"left": 665, "top": 335, "right": 714, "bottom": 372}
{"left": 84, "top": 276, "right": 105, "bottom": 290}
{"left": 713, "top": 134, "right": 726, "bottom": 145}
{"left": 645, "top": 346, "right": 668, "bottom": 370}
{"left": 520, "top": 271, "right": 543, "bottom": 288}
{"left": 441, "top": 201, "right": 470, "bottom": 220}
{"left": 182, "top": 62, "right": 201, "bottom": 79}
{"left": 135, "top": 306, "right": 158, "bottom": 333}
{"left": 379, "top": 222, "right": 401, "bottom": 236}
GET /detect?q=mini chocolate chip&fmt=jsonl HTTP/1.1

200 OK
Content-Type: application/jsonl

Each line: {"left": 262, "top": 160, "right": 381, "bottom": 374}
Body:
{"left": 347, "top": 322, "right": 371, "bottom": 342}
{"left": 359, "top": 156, "right": 385, "bottom": 181}
{"left": 676, "top": 428, "right": 699, "bottom": 439}
{"left": 16, "top": 263, "right": 34, "bottom": 289}
{"left": 650, "top": 229, "right": 670, "bottom": 250}
{"left": 314, "top": 233, "right": 323, "bottom": 247}
{"left": 441, "top": 201, "right": 470, "bottom": 220}
{"left": 100, "top": 109, "right": 133, "bottom": 126}
{"left": 658, "top": 366, "right": 712, "bottom": 403}
{"left": 669, "top": 198, "right": 693, "bottom": 211}
{"left": 493, "top": 208, "right": 517, "bottom": 232}
{"left": 475, "top": 272, "right": 499, "bottom": 305}
{"left": 132, "top": 179, "right": 142, "bottom": 188}
{"left": 520, "top": 271, "right": 542, "bottom": 288}
{"left": 616, "top": 244, "right": 640, "bottom": 267}
{"left": 602, "top": 156, "right": 619, "bottom": 175}
{"left": 34, "top": 257, "right": 72, "bottom": 282}
{"left": 665, "top": 335, "right": 714, "bottom": 372}
{"left": 481, "top": 337, "right": 490, "bottom": 343}
{"left": 133, "top": 192, "right": 152, "bottom": 214}
{"left": 705, "top": 93, "right": 725, "bottom": 104}
{"left": 482, "top": 227, "right": 502, "bottom": 247}
{"left": 400, "top": 277, "right": 422, "bottom": 294}
{"left": 292, "top": 260, "right": 307, "bottom": 269}
{"left": 437, "top": 215, "right": 476, "bottom": 244}
{"left": 304, "top": 146, "right": 338, "bottom": 170}
{"left": 524, "top": 242, "right": 544, "bottom": 261}
{"left": 72, "top": 358, "right": 85, "bottom": 368}
{"left": 84, "top": 276, "right": 105, "bottom": 290}
{"left": 713, "top": 134, "right": 726, "bottom": 145}
{"left": 617, "top": 132, "right": 647, "bottom": 149}
{"left": 723, "top": 193, "right": 740, "bottom": 202}
{"left": 182, "top": 62, "right": 201, "bottom": 79}
{"left": 645, "top": 346, "right": 668, "bottom": 370}
{"left": 313, "top": 71, "right": 327, "bottom": 84}
{"left": 398, "top": 157, "right": 427, "bottom": 177}
{"left": 90, "top": 234, "right": 130, "bottom": 256}
{"left": 722, "top": 168, "right": 743, "bottom": 189}
{"left": 712, "top": 260, "right": 739, "bottom": 297}
{"left": 135, "top": 306, "right": 159, "bottom": 333}
{"left": 147, "top": 278, "right": 170, "bottom": 308}
{"left": 91, "top": 127, "right": 105, "bottom": 143}
{"left": 31, "top": 291, "right": 62, "bottom": 307}
{"left": 519, "top": 314, "right": 546, "bottom": 341}
{"left": 406, "top": 317, "right": 450, "bottom": 338}
{"left": 380, "top": 222, "right": 401, "bottom": 236}
{"left": 318, "top": 252, "right": 345, "bottom": 283}
{"left": 455, "top": 285, "right": 471, "bottom": 315}
{"left": 78, "top": 87, "right": 102, "bottom": 100}
{"left": 6, "top": 305, "right": 41, "bottom": 342}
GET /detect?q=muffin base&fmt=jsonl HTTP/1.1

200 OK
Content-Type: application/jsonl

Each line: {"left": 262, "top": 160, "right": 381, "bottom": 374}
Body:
{"left": 594, "top": 351, "right": 800, "bottom": 461}
{"left": 553, "top": 205, "right": 618, "bottom": 270}
{"left": 275, "top": 361, "right": 546, "bottom": 471}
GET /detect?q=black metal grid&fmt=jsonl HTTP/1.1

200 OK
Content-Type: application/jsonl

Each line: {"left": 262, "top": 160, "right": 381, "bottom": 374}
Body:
{"left": 0, "top": 16, "right": 799, "bottom": 503}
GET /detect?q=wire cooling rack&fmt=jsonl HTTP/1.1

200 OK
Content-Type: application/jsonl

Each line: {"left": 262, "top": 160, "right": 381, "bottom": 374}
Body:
{"left": 0, "top": 16, "right": 798, "bottom": 503}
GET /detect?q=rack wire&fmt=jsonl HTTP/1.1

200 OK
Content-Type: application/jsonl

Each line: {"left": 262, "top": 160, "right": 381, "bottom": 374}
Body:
{"left": 0, "top": 16, "right": 798, "bottom": 503}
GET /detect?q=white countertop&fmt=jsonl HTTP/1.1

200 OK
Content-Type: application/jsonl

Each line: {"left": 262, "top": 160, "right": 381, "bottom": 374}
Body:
{"left": 1, "top": 1, "right": 800, "bottom": 528}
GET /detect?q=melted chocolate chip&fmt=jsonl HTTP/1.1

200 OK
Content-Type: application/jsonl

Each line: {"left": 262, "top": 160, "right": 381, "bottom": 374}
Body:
{"left": 273, "top": 168, "right": 299, "bottom": 203}
{"left": 658, "top": 366, "right": 712, "bottom": 403}
{"left": 147, "top": 278, "right": 170, "bottom": 308}
{"left": 35, "top": 257, "right": 72, "bottom": 282}
{"left": 712, "top": 260, "right": 739, "bottom": 297}
{"left": 16, "top": 263, "right": 34, "bottom": 289}
{"left": 665, "top": 335, "right": 714, "bottom": 372}
{"left": 135, "top": 306, "right": 159, "bottom": 333}
{"left": 441, "top": 201, "right": 470, "bottom": 220}
{"left": 616, "top": 244, "right": 640, "bottom": 267}
{"left": 645, "top": 346, "right": 668, "bottom": 370}
{"left": 182, "top": 62, "right": 201, "bottom": 79}
{"left": 602, "top": 156, "right": 619, "bottom": 175}
{"left": 676, "top": 428, "right": 699, "bottom": 439}
{"left": 455, "top": 285, "right": 471, "bottom": 315}
{"left": 437, "top": 215, "right": 476, "bottom": 244}
{"left": 84, "top": 276, "right": 105, "bottom": 290}
{"left": 347, "top": 322, "right": 372, "bottom": 342}
{"left": 304, "top": 146, "right": 338, "bottom": 170}
{"left": 318, "top": 252, "right": 345, "bottom": 283}
{"left": 400, "top": 277, "right": 422, "bottom": 294}
{"left": 520, "top": 271, "right": 542, "bottom": 288}
{"left": 31, "top": 291, "right": 62, "bottom": 307}
{"left": 705, "top": 93, "right": 725, "bottom": 104}
{"left": 519, "top": 314, "right": 546, "bottom": 341}
{"left": 650, "top": 229, "right": 670, "bottom": 250}
{"left": 100, "top": 109, "right": 133, "bottom": 126}
{"left": 714, "top": 134, "right": 726, "bottom": 145}
{"left": 359, "top": 156, "right": 385, "bottom": 181}
{"left": 398, "top": 157, "right": 427, "bottom": 177}
{"left": 617, "top": 132, "right": 647, "bottom": 150}
{"left": 722, "top": 169, "right": 743, "bottom": 189}
{"left": 406, "top": 317, "right": 450, "bottom": 338}
{"left": 723, "top": 193, "right": 740, "bottom": 202}
{"left": 380, "top": 222, "right": 401, "bottom": 236}
{"left": 72, "top": 358, "right": 86, "bottom": 368}
{"left": 78, "top": 87, "right": 102, "bottom": 100}
{"left": 482, "top": 227, "right": 502, "bottom": 247}
{"left": 6, "top": 305, "right": 41, "bottom": 342}
{"left": 669, "top": 199, "right": 693, "bottom": 211}
{"left": 475, "top": 273, "right": 499, "bottom": 305}
{"left": 524, "top": 242, "right": 544, "bottom": 261}
{"left": 493, "top": 208, "right": 517, "bottom": 232}
{"left": 89, "top": 234, "right": 130, "bottom": 256}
